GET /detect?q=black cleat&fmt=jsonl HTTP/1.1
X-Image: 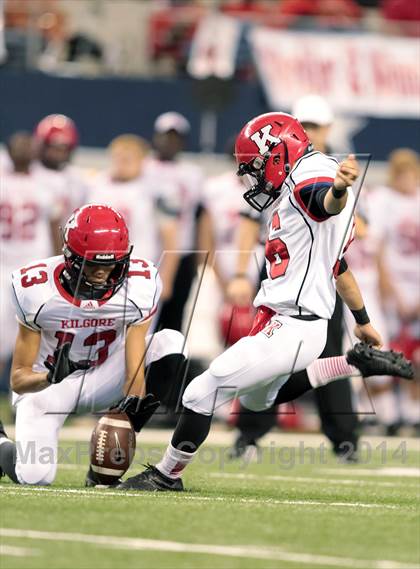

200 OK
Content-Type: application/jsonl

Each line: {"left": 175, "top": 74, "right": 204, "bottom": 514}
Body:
{"left": 115, "top": 464, "right": 184, "bottom": 492}
{"left": 228, "top": 435, "right": 261, "bottom": 462}
{"left": 346, "top": 342, "right": 414, "bottom": 380}
{"left": 84, "top": 466, "right": 121, "bottom": 488}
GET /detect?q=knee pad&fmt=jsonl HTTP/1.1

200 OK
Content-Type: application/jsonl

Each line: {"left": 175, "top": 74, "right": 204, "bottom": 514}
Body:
{"left": 182, "top": 372, "right": 216, "bottom": 416}
{"left": 147, "top": 329, "right": 188, "bottom": 363}
{"left": 16, "top": 462, "right": 56, "bottom": 486}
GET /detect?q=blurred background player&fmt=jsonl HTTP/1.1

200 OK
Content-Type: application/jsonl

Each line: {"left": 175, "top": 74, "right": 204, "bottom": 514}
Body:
{"left": 182, "top": 138, "right": 263, "bottom": 394}
{"left": 33, "top": 113, "right": 87, "bottom": 218}
{"left": 226, "top": 95, "right": 360, "bottom": 461}
{"left": 374, "top": 149, "right": 420, "bottom": 434}
{"left": 146, "top": 112, "right": 204, "bottom": 332}
{"left": 344, "top": 203, "right": 397, "bottom": 434}
{"left": 86, "top": 134, "right": 180, "bottom": 299}
{"left": 0, "top": 131, "right": 62, "bottom": 390}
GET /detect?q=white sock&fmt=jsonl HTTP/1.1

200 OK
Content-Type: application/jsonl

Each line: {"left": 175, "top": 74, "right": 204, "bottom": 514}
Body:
{"left": 156, "top": 443, "right": 197, "bottom": 479}
{"left": 307, "top": 356, "right": 359, "bottom": 388}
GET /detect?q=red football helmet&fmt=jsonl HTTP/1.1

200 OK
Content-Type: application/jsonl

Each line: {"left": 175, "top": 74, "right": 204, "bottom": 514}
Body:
{"left": 63, "top": 204, "right": 132, "bottom": 296}
{"left": 235, "top": 112, "right": 311, "bottom": 211}
{"left": 219, "top": 303, "right": 255, "bottom": 347}
{"left": 34, "top": 114, "right": 79, "bottom": 150}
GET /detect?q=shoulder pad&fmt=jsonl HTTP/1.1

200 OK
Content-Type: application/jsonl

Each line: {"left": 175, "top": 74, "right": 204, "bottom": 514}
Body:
{"left": 290, "top": 152, "right": 338, "bottom": 188}
{"left": 11, "top": 256, "right": 60, "bottom": 330}
{"left": 126, "top": 258, "right": 162, "bottom": 324}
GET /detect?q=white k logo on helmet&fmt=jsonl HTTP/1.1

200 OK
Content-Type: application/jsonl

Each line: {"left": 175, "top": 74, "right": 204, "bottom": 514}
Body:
{"left": 250, "top": 125, "right": 281, "bottom": 155}
{"left": 64, "top": 213, "right": 78, "bottom": 240}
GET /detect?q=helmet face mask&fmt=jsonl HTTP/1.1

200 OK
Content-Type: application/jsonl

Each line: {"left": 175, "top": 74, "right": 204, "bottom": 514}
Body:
{"left": 237, "top": 145, "right": 285, "bottom": 212}
{"left": 63, "top": 246, "right": 132, "bottom": 299}
{"left": 62, "top": 205, "right": 132, "bottom": 300}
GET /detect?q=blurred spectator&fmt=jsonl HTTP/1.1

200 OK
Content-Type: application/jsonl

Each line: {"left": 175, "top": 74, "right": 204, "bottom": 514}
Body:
{"left": 373, "top": 148, "right": 420, "bottom": 432}
{"left": 4, "top": 0, "right": 103, "bottom": 71}
{"left": 381, "top": 0, "right": 420, "bottom": 36}
{"left": 199, "top": 137, "right": 262, "bottom": 297}
{"left": 86, "top": 134, "right": 180, "bottom": 298}
{"left": 0, "top": 0, "right": 6, "bottom": 64}
{"left": 0, "top": 131, "right": 61, "bottom": 389}
{"left": 145, "top": 111, "right": 204, "bottom": 332}
{"left": 280, "top": 0, "right": 362, "bottom": 28}
{"left": 149, "top": 3, "right": 204, "bottom": 74}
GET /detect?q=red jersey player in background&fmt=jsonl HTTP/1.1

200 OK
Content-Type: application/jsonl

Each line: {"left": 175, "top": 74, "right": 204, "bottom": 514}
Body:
{"left": 33, "top": 114, "right": 88, "bottom": 219}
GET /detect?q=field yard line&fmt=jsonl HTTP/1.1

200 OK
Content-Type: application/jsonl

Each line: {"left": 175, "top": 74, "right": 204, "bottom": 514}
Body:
{"left": 0, "top": 544, "right": 39, "bottom": 557}
{"left": 325, "top": 468, "right": 420, "bottom": 478}
{"left": 0, "top": 486, "right": 406, "bottom": 510}
{"left": 209, "top": 472, "right": 417, "bottom": 488}
{"left": 0, "top": 528, "right": 417, "bottom": 569}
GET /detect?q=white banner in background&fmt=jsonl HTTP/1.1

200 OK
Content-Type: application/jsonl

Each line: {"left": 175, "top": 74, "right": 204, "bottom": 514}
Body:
{"left": 250, "top": 28, "right": 420, "bottom": 118}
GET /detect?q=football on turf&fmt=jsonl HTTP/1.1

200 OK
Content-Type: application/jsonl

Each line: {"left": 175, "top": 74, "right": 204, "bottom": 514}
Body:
{"left": 90, "top": 412, "right": 136, "bottom": 485}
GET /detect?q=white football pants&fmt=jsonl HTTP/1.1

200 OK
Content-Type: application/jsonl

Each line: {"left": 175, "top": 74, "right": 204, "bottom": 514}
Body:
{"left": 183, "top": 314, "right": 328, "bottom": 415}
{"left": 13, "top": 329, "right": 185, "bottom": 485}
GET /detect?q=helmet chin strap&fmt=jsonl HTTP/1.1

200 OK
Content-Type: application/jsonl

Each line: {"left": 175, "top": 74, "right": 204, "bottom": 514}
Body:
{"left": 61, "top": 268, "right": 109, "bottom": 300}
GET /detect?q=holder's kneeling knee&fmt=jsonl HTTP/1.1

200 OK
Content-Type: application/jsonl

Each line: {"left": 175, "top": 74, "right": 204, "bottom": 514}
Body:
{"left": 150, "top": 329, "right": 188, "bottom": 360}
{"left": 16, "top": 462, "right": 56, "bottom": 485}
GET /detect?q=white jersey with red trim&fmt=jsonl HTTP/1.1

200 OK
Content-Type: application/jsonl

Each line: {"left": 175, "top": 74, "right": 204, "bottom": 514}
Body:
{"left": 0, "top": 170, "right": 61, "bottom": 271}
{"left": 254, "top": 151, "right": 355, "bottom": 319}
{"left": 11, "top": 255, "right": 161, "bottom": 373}
{"left": 144, "top": 157, "right": 203, "bottom": 253}
{"left": 202, "top": 170, "right": 263, "bottom": 282}
{"left": 31, "top": 162, "right": 88, "bottom": 221}
{"left": 372, "top": 186, "right": 420, "bottom": 309}
{"left": 86, "top": 173, "right": 161, "bottom": 263}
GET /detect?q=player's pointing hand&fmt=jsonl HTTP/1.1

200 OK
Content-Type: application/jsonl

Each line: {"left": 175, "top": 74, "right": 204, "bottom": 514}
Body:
{"left": 334, "top": 154, "right": 360, "bottom": 191}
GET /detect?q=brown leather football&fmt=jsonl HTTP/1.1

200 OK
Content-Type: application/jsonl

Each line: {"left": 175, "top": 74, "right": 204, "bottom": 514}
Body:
{"left": 90, "top": 412, "right": 136, "bottom": 485}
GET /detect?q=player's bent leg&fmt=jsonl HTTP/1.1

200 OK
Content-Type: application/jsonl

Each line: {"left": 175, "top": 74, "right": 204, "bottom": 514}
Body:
{"left": 144, "top": 329, "right": 187, "bottom": 365}
{"left": 144, "top": 329, "right": 188, "bottom": 408}
{"left": 184, "top": 316, "right": 328, "bottom": 416}
{"left": 116, "top": 317, "right": 328, "bottom": 491}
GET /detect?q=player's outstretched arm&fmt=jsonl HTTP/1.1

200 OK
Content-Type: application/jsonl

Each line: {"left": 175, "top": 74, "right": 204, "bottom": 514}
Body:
{"left": 336, "top": 267, "right": 383, "bottom": 348}
{"left": 10, "top": 324, "right": 49, "bottom": 394}
{"left": 324, "top": 154, "right": 359, "bottom": 215}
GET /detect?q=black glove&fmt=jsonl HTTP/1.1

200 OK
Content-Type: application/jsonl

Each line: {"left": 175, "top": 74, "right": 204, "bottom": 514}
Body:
{"left": 44, "top": 343, "right": 90, "bottom": 385}
{"left": 114, "top": 394, "right": 160, "bottom": 433}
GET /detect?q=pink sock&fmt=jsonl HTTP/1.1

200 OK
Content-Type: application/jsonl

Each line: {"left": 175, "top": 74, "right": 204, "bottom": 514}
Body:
{"left": 307, "top": 356, "right": 359, "bottom": 388}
